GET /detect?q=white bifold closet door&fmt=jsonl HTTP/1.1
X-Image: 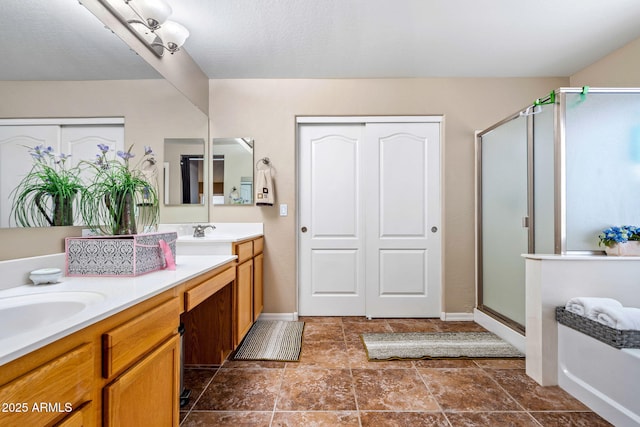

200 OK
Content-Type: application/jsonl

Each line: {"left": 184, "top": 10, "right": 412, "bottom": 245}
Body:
{"left": 298, "top": 121, "right": 441, "bottom": 318}
{"left": 0, "top": 124, "right": 124, "bottom": 227}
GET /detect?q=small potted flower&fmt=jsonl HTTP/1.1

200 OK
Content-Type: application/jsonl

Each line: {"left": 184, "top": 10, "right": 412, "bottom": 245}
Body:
{"left": 81, "top": 144, "right": 159, "bottom": 235}
{"left": 10, "top": 145, "right": 85, "bottom": 227}
{"left": 598, "top": 225, "right": 640, "bottom": 256}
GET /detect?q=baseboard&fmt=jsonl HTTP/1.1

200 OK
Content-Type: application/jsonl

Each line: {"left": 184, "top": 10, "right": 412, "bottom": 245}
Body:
{"left": 474, "top": 308, "right": 525, "bottom": 353}
{"left": 440, "top": 312, "right": 474, "bottom": 321}
{"left": 257, "top": 312, "right": 299, "bottom": 321}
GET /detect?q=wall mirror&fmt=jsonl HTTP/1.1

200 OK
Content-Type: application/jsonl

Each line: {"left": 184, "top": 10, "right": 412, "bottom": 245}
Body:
{"left": 211, "top": 138, "right": 254, "bottom": 205}
{"left": 163, "top": 138, "right": 206, "bottom": 205}
{"left": 0, "top": 1, "right": 209, "bottom": 228}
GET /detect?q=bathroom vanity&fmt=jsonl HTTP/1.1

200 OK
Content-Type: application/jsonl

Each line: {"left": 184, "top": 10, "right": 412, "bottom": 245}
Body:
{"left": 0, "top": 248, "right": 261, "bottom": 426}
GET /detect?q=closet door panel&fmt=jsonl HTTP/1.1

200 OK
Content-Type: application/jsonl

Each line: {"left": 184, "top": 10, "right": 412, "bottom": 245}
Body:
{"left": 0, "top": 126, "right": 60, "bottom": 227}
{"left": 365, "top": 122, "right": 441, "bottom": 318}
{"left": 299, "top": 124, "right": 366, "bottom": 316}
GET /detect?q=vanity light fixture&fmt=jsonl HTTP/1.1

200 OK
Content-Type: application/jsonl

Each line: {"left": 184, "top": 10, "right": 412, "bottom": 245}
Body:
{"left": 97, "top": 0, "right": 189, "bottom": 56}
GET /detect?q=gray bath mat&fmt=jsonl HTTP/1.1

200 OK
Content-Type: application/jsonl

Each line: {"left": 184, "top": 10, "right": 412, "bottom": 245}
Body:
{"left": 362, "top": 331, "right": 523, "bottom": 360}
{"left": 233, "top": 320, "right": 305, "bottom": 361}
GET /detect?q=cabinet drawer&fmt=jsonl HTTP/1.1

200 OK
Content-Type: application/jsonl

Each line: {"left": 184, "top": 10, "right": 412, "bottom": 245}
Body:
{"left": 185, "top": 266, "right": 235, "bottom": 311}
{"left": 235, "top": 241, "right": 253, "bottom": 263}
{"left": 0, "top": 344, "right": 92, "bottom": 427}
{"left": 253, "top": 236, "right": 264, "bottom": 255}
{"left": 103, "top": 297, "right": 179, "bottom": 379}
{"left": 54, "top": 401, "right": 94, "bottom": 427}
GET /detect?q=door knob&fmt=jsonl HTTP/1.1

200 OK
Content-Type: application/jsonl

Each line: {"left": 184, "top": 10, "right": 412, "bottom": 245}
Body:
{"left": 431, "top": 226, "right": 438, "bottom": 233}
{"left": 301, "top": 226, "right": 308, "bottom": 233}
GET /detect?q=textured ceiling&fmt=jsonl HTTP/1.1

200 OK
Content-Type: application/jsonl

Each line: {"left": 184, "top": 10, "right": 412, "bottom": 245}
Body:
{"left": 2, "top": 0, "right": 640, "bottom": 80}
{"left": 0, "top": 0, "right": 160, "bottom": 80}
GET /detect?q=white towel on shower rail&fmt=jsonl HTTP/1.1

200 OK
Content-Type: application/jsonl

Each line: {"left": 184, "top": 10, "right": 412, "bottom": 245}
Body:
{"left": 565, "top": 297, "right": 623, "bottom": 318}
{"left": 596, "top": 307, "right": 640, "bottom": 330}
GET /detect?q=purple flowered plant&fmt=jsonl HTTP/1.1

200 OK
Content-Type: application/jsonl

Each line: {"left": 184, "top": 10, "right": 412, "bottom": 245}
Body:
{"left": 10, "top": 145, "right": 84, "bottom": 227}
{"left": 81, "top": 143, "right": 158, "bottom": 235}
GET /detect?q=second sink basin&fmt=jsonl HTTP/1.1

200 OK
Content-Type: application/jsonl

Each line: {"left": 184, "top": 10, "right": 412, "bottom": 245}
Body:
{"left": 0, "top": 291, "right": 105, "bottom": 340}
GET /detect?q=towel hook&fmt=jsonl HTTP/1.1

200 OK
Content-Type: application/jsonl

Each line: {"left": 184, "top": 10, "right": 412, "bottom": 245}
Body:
{"left": 256, "top": 157, "right": 271, "bottom": 170}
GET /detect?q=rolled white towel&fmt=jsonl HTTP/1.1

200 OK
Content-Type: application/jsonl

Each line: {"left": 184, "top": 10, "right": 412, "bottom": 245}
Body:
{"left": 565, "top": 297, "right": 623, "bottom": 318}
{"left": 596, "top": 307, "right": 640, "bottom": 331}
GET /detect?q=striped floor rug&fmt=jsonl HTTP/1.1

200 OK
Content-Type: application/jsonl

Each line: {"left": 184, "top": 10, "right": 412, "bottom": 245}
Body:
{"left": 233, "top": 320, "right": 305, "bottom": 362}
{"left": 362, "top": 331, "right": 523, "bottom": 361}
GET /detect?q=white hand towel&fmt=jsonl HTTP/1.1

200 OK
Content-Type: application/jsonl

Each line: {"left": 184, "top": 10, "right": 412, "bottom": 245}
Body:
{"left": 564, "top": 297, "right": 623, "bottom": 318}
{"left": 256, "top": 169, "right": 274, "bottom": 206}
{"left": 596, "top": 307, "right": 640, "bottom": 330}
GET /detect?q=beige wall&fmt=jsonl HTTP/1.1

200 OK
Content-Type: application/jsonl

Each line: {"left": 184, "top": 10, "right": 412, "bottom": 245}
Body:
{"left": 6, "top": 36, "right": 639, "bottom": 309}
{"left": 570, "top": 37, "right": 640, "bottom": 87}
{"left": 208, "top": 78, "right": 568, "bottom": 314}
{"left": 0, "top": 79, "right": 209, "bottom": 260}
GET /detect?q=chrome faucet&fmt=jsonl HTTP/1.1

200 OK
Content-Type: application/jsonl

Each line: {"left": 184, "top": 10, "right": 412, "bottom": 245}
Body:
{"left": 192, "top": 224, "right": 215, "bottom": 237}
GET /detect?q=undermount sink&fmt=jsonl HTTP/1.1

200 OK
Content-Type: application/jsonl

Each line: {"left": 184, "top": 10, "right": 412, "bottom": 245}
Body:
{"left": 0, "top": 291, "right": 105, "bottom": 340}
{"left": 177, "top": 234, "right": 235, "bottom": 242}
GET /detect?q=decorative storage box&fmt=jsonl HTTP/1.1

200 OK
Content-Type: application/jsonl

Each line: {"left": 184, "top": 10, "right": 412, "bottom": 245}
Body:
{"left": 65, "top": 232, "right": 177, "bottom": 277}
{"left": 556, "top": 306, "right": 640, "bottom": 349}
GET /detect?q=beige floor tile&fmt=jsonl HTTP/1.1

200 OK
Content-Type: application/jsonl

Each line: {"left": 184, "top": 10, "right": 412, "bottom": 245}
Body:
{"left": 276, "top": 368, "right": 356, "bottom": 411}
{"left": 287, "top": 340, "right": 349, "bottom": 369}
{"left": 302, "top": 322, "right": 345, "bottom": 342}
{"left": 530, "top": 411, "right": 613, "bottom": 426}
{"left": 353, "top": 368, "right": 440, "bottom": 411}
{"left": 446, "top": 411, "right": 540, "bottom": 426}
{"left": 271, "top": 411, "right": 359, "bottom": 426}
{"left": 487, "top": 369, "right": 589, "bottom": 411}
{"left": 180, "top": 318, "right": 607, "bottom": 426}
{"left": 360, "top": 411, "right": 450, "bottom": 427}
{"left": 194, "top": 369, "right": 283, "bottom": 411}
{"left": 418, "top": 367, "right": 521, "bottom": 412}
{"left": 181, "top": 411, "right": 272, "bottom": 426}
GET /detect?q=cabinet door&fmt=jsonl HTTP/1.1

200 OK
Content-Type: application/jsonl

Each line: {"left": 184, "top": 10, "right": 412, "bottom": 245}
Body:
{"left": 103, "top": 334, "right": 180, "bottom": 427}
{"left": 0, "top": 344, "right": 93, "bottom": 427}
{"left": 235, "top": 259, "right": 254, "bottom": 345}
{"left": 253, "top": 252, "right": 264, "bottom": 320}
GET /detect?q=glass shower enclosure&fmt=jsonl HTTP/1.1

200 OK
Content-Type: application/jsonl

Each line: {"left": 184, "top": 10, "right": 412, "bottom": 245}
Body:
{"left": 476, "top": 88, "right": 640, "bottom": 332}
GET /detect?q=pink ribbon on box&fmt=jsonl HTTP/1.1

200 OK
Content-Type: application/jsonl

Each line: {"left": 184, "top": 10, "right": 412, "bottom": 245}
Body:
{"left": 158, "top": 239, "right": 176, "bottom": 270}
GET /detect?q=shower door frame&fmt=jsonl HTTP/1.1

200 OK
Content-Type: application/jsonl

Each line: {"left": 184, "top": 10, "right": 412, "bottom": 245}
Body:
{"left": 477, "top": 87, "right": 640, "bottom": 333}
{"left": 475, "top": 109, "right": 535, "bottom": 334}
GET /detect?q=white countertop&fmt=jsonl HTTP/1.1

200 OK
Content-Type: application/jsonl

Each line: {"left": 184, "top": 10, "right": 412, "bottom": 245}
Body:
{"left": 159, "top": 222, "right": 263, "bottom": 243}
{"left": 0, "top": 255, "right": 236, "bottom": 366}
{"left": 522, "top": 253, "right": 640, "bottom": 261}
{"left": 176, "top": 232, "right": 263, "bottom": 243}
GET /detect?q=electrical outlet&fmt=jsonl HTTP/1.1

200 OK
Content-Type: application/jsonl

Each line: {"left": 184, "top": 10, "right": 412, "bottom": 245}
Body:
{"left": 279, "top": 204, "right": 288, "bottom": 216}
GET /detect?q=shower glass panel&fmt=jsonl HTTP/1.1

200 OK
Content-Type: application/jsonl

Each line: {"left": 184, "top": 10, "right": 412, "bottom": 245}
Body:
{"left": 564, "top": 92, "right": 640, "bottom": 251}
{"left": 533, "top": 104, "right": 555, "bottom": 254}
{"left": 480, "top": 115, "right": 528, "bottom": 328}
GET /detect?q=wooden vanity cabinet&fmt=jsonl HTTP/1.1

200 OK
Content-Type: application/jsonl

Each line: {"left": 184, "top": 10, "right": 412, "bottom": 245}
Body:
{"left": 233, "top": 236, "right": 264, "bottom": 347}
{"left": 0, "top": 343, "right": 94, "bottom": 427}
{"left": 0, "top": 259, "right": 237, "bottom": 427}
{"left": 103, "top": 334, "right": 180, "bottom": 427}
{"left": 181, "top": 264, "right": 236, "bottom": 365}
{"left": 102, "top": 298, "right": 180, "bottom": 426}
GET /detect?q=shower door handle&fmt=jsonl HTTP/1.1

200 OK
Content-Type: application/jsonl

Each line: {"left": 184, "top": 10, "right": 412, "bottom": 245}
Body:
{"left": 522, "top": 216, "right": 530, "bottom": 228}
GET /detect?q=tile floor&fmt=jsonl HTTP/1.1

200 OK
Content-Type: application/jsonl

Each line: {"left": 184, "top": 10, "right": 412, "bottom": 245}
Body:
{"left": 179, "top": 317, "right": 612, "bottom": 426}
